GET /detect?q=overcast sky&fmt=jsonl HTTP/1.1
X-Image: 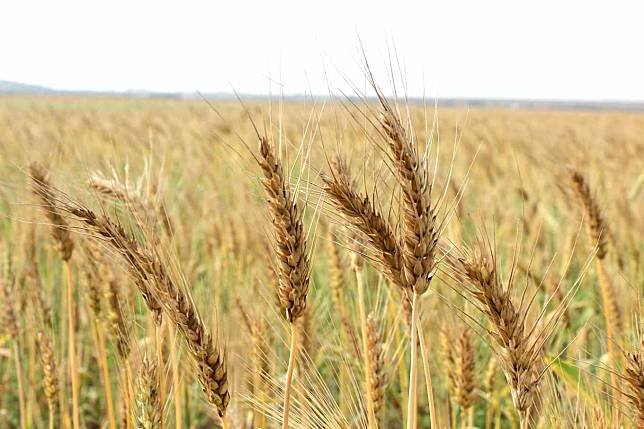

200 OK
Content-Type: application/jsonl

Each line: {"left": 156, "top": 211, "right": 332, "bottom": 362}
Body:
{"left": 2, "top": 1, "right": 643, "bottom": 100}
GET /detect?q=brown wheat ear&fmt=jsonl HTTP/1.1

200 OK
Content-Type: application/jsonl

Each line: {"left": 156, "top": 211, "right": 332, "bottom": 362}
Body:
{"left": 622, "top": 337, "right": 644, "bottom": 427}
{"left": 29, "top": 162, "right": 74, "bottom": 261}
{"left": 321, "top": 157, "right": 407, "bottom": 293}
{"left": 258, "top": 136, "right": 310, "bottom": 322}
{"left": 457, "top": 247, "right": 547, "bottom": 428}
{"left": 569, "top": 169, "right": 609, "bottom": 259}
{"left": 103, "top": 273, "right": 132, "bottom": 360}
{"left": 375, "top": 95, "right": 439, "bottom": 296}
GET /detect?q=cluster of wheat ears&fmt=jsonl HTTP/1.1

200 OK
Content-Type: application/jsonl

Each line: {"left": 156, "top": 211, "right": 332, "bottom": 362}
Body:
{"left": 0, "top": 78, "right": 642, "bottom": 429}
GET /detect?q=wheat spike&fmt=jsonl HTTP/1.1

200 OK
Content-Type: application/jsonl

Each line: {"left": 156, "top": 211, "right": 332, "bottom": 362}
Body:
{"left": 569, "top": 170, "right": 609, "bottom": 259}
{"left": 29, "top": 163, "right": 75, "bottom": 261}
{"left": 366, "top": 312, "right": 386, "bottom": 418}
{"left": 135, "top": 355, "right": 161, "bottom": 429}
{"left": 258, "top": 136, "right": 310, "bottom": 322}
{"left": 454, "top": 328, "right": 476, "bottom": 410}
{"left": 376, "top": 97, "right": 439, "bottom": 295}
{"left": 458, "top": 249, "right": 545, "bottom": 427}
{"left": 37, "top": 331, "right": 60, "bottom": 415}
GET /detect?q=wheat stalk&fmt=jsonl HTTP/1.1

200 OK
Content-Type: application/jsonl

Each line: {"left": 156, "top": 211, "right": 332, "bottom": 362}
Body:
{"left": 257, "top": 135, "right": 311, "bottom": 429}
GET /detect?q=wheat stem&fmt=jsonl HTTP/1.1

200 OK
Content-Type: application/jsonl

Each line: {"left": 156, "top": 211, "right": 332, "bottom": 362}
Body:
{"left": 13, "top": 342, "right": 27, "bottom": 429}
{"left": 63, "top": 261, "right": 80, "bottom": 429}
{"left": 95, "top": 321, "right": 117, "bottom": 429}
{"left": 154, "top": 323, "right": 165, "bottom": 429}
{"left": 356, "top": 267, "right": 377, "bottom": 428}
{"left": 406, "top": 293, "right": 419, "bottom": 429}
{"left": 169, "top": 324, "right": 182, "bottom": 429}
{"left": 417, "top": 322, "right": 438, "bottom": 428}
{"left": 221, "top": 416, "right": 230, "bottom": 429}
{"left": 282, "top": 326, "right": 298, "bottom": 429}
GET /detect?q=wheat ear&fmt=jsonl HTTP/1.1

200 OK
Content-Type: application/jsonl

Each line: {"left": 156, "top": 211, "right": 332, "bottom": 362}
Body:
{"left": 366, "top": 311, "right": 386, "bottom": 421}
{"left": 135, "top": 355, "right": 161, "bottom": 429}
{"left": 37, "top": 331, "right": 60, "bottom": 429}
{"left": 457, "top": 249, "right": 546, "bottom": 428}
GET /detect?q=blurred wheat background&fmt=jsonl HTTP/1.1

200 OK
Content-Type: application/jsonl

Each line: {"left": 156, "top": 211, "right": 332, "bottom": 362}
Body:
{"left": 0, "top": 92, "right": 642, "bottom": 429}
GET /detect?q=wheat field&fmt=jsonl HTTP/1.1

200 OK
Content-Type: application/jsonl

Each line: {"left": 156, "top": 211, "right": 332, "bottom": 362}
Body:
{"left": 0, "top": 92, "right": 642, "bottom": 429}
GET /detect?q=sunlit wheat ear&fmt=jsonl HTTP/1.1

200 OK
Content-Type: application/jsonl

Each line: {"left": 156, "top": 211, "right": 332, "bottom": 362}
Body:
{"left": 568, "top": 170, "right": 610, "bottom": 259}
{"left": 439, "top": 326, "right": 457, "bottom": 401}
{"left": 235, "top": 296, "right": 271, "bottom": 428}
{"left": 89, "top": 172, "right": 151, "bottom": 220}
{"left": 1, "top": 277, "right": 19, "bottom": 338}
{"left": 103, "top": 273, "right": 132, "bottom": 361}
{"left": 29, "top": 162, "right": 74, "bottom": 261}
{"left": 88, "top": 170, "right": 173, "bottom": 238}
{"left": 454, "top": 327, "right": 476, "bottom": 411}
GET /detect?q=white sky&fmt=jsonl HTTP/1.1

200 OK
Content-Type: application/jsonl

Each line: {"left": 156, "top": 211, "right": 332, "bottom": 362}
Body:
{"left": 2, "top": 1, "right": 644, "bottom": 100}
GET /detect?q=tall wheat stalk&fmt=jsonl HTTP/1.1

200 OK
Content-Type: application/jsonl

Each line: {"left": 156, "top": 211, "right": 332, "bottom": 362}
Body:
{"left": 354, "top": 262, "right": 377, "bottom": 428}
{"left": 372, "top": 87, "right": 441, "bottom": 429}
{"left": 569, "top": 169, "right": 622, "bottom": 414}
{"left": 256, "top": 135, "right": 311, "bottom": 429}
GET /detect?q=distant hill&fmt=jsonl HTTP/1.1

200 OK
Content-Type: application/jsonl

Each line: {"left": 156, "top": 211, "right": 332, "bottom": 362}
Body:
{"left": 0, "top": 80, "right": 54, "bottom": 94}
{"left": 1, "top": 79, "right": 644, "bottom": 112}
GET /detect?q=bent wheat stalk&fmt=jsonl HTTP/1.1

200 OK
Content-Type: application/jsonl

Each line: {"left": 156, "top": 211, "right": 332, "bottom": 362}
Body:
{"left": 35, "top": 185, "right": 231, "bottom": 422}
